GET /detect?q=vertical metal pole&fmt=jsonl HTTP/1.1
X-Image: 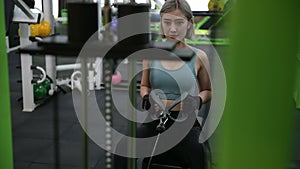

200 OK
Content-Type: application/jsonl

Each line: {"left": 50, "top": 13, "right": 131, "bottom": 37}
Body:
{"left": 95, "top": 57, "right": 103, "bottom": 89}
{"left": 104, "top": 59, "right": 113, "bottom": 169}
{"left": 128, "top": 58, "right": 137, "bottom": 169}
{"left": 43, "top": 0, "right": 54, "bottom": 33}
{"left": 0, "top": 0, "right": 14, "bottom": 168}
{"left": 95, "top": 0, "right": 103, "bottom": 90}
{"left": 43, "top": 0, "right": 57, "bottom": 93}
{"left": 42, "top": 2, "right": 61, "bottom": 168}
{"left": 98, "top": 0, "right": 103, "bottom": 39}
{"left": 45, "top": 55, "right": 57, "bottom": 93}
{"left": 218, "top": 1, "right": 299, "bottom": 169}
{"left": 19, "top": 23, "right": 35, "bottom": 112}
{"left": 53, "top": 69, "right": 60, "bottom": 169}
{"left": 81, "top": 57, "right": 89, "bottom": 169}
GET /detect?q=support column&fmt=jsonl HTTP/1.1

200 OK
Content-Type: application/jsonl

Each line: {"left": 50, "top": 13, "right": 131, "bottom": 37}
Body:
{"left": 20, "top": 23, "right": 35, "bottom": 111}
{"left": 0, "top": 0, "right": 14, "bottom": 168}
{"left": 43, "top": 0, "right": 57, "bottom": 93}
{"left": 218, "top": 1, "right": 299, "bottom": 169}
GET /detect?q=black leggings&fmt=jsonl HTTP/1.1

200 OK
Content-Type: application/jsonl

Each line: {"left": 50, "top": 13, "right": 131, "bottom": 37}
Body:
{"left": 113, "top": 113, "right": 205, "bottom": 169}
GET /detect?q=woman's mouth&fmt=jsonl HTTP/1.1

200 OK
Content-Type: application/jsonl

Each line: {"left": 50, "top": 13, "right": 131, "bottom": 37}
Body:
{"left": 168, "top": 35, "right": 177, "bottom": 39}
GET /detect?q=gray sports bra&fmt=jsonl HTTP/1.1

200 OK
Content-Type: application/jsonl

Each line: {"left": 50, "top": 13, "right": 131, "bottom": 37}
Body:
{"left": 149, "top": 54, "right": 199, "bottom": 100}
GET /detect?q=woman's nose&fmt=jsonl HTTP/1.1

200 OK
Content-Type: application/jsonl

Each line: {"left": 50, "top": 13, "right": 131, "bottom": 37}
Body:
{"left": 170, "top": 24, "right": 177, "bottom": 32}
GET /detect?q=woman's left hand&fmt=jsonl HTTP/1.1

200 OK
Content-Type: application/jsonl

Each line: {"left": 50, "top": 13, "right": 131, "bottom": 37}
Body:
{"left": 181, "top": 95, "right": 202, "bottom": 114}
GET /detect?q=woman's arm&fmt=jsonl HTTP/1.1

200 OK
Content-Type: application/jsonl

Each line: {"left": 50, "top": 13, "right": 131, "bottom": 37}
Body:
{"left": 196, "top": 50, "right": 212, "bottom": 103}
{"left": 140, "top": 60, "right": 151, "bottom": 98}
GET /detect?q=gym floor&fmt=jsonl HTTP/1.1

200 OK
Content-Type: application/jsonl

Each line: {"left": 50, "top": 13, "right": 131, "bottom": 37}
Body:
{"left": 8, "top": 50, "right": 131, "bottom": 169}
{"left": 7, "top": 50, "right": 300, "bottom": 169}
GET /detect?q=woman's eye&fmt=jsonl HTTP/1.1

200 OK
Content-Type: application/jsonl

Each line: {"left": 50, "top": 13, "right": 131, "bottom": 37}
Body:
{"left": 176, "top": 21, "right": 184, "bottom": 25}
{"left": 164, "top": 21, "right": 171, "bottom": 25}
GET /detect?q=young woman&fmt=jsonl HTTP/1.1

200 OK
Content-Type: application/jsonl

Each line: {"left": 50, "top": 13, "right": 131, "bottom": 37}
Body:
{"left": 113, "top": 0, "right": 211, "bottom": 168}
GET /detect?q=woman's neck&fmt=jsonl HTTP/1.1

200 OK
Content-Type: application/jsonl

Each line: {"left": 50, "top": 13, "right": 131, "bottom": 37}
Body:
{"left": 176, "top": 41, "right": 187, "bottom": 49}
{"left": 164, "top": 38, "right": 187, "bottom": 49}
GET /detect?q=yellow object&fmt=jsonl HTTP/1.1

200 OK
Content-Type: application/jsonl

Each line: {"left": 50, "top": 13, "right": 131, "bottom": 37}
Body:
{"left": 208, "top": 0, "right": 224, "bottom": 11}
{"left": 38, "top": 20, "right": 51, "bottom": 37}
{"left": 30, "top": 24, "right": 39, "bottom": 36}
{"left": 18, "top": 20, "right": 51, "bottom": 37}
{"left": 195, "top": 29, "right": 211, "bottom": 35}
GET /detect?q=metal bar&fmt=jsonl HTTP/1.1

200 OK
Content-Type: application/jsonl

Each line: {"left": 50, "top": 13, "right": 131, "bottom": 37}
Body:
{"left": 81, "top": 55, "right": 89, "bottom": 169}
{"left": 19, "top": 23, "right": 35, "bottom": 112}
{"left": 104, "top": 59, "right": 113, "bottom": 169}
{"left": 128, "top": 58, "right": 137, "bottom": 169}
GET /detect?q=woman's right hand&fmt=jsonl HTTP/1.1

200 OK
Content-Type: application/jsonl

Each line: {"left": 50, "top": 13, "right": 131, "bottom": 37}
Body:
{"left": 142, "top": 94, "right": 151, "bottom": 110}
{"left": 153, "top": 103, "right": 160, "bottom": 112}
{"left": 142, "top": 94, "right": 161, "bottom": 112}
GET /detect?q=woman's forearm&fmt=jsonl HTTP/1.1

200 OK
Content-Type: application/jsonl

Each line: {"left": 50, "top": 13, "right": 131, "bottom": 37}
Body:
{"left": 199, "top": 90, "right": 211, "bottom": 104}
{"left": 140, "top": 86, "right": 151, "bottom": 98}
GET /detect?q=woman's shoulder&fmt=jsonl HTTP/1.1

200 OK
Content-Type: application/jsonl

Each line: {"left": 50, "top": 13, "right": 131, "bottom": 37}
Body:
{"left": 187, "top": 45, "right": 209, "bottom": 65}
{"left": 142, "top": 59, "right": 151, "bottom": 68}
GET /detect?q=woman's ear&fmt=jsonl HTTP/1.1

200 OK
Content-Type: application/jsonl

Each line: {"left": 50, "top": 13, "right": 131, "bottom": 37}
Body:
{"left": 188, "top": 19, "right": 193, "bottom": 29}
{"left": 188, "top": 22, "right": 192, "bottom": 29}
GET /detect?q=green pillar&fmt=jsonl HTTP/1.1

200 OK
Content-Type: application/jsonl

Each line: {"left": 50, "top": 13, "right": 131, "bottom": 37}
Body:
{"left": 294, "top": 34, "right": 300, "bottom": 109}
{"left": 0, "top": 0, "right": 14, "bottom": 168}
{"left": 218, "top": 1, "right": 298, "bottom": 169}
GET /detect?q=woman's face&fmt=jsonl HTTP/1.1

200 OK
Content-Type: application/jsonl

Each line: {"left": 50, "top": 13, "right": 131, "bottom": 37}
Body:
{"left": 161, "top": 9, "right": 190, "bottom": 42}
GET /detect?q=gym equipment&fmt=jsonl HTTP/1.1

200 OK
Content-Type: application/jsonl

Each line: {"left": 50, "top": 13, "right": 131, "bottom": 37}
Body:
{"left": 218, "top": 1, "right": 297, "bottom": 169}
{"left": 23, "top": 20, "right": 51, "bottom": 37}
{"left": 68, "top": 2, "right": 98, "bottom": 44}
{"left": 18, "top": 4, "right": 204, "bottom": 169}
{"left": 31, "top": 65, "right": 47, "bottom": 84}
{"left": 0, "top": 1, "right": 14, "bottom": 167}
{"left": 38, "top": 20, "right": 51, "bottom": 37}
{"left": 60, "top": 9, "right": 68, "bottom": 25}
{"left": 29, "top": 23, "right": 39, "bottom": 36}
{"left": 33, "top": 83, "right": 47, "bottom": 100}
{"left": 13, "top": 0, "right": 104, "bottom": 112}
{"left": 112, "top": 71, "right": 122, "bottom": 85}
{"left": 42, "top": 78, "right": 51, "bottom": 91}
{"left": 143, "top": 91, "right": 212, "bottom": 169}
{"left": 102, "top": 0, "right": 112, "bottom": 27}
{"left": 31, "top": 65, "right": 49, "bottom": 100}
{"left": 145, "top": 91, "right": 201, "bottom": 169}
{"left": 208, "top": 0, "right": 224, "bottom": 11}
{"left": 71, "top": 71, "right": 82, "bottom": 92}
{"left": 149, "top": 91, "right": 190, "bottom": 131}
{"left": 12, "top": 0, "right": 44, "bottom": 111}
{"left": 12, "top": 0, "right": 43, "bottom": 24}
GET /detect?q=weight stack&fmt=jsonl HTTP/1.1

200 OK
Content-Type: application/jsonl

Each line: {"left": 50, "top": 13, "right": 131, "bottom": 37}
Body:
{"left": 68, "top": 2, "right": 98, "bottom": 44}
{"left": 117, "top": 3, "right": 150, "bottom": 45}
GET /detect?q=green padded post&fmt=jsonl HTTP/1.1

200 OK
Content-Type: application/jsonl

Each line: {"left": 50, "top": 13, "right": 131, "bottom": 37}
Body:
{"left": 295, "top": 57, "right": 300, "bottom": 109}
{"left": 218, "top": 1, "right": 298, "bottom": 169}
{"left": 0, "top": 0, "right": 14, "bottom": 168}
{"left": 294, "top": 33, "right": 300, "bottom": 109}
